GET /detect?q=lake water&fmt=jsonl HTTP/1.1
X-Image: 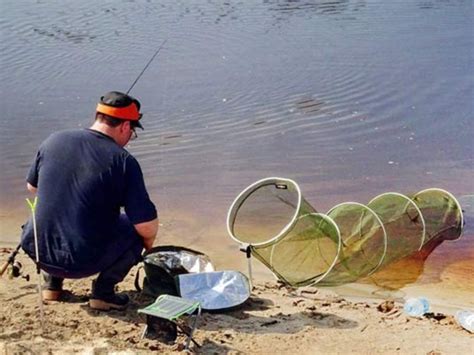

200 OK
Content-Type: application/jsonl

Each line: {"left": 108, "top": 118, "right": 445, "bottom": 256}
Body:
{"left": 0, "top": 0, "right": 472, "bottom": 309}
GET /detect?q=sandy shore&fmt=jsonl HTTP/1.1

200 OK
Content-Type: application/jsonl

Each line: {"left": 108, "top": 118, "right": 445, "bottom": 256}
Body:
{"left": 1, "top": 249, "right": 473, "bottom": 355}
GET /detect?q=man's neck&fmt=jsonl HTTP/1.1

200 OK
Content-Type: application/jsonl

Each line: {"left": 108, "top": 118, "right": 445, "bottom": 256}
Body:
{"left": 89, "top": 122, "right": 119, "bottom": 143}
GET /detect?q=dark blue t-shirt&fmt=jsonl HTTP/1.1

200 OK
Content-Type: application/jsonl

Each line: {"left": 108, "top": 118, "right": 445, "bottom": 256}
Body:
{"left": 21, "top": 129, "right": 157, "bottom": 274}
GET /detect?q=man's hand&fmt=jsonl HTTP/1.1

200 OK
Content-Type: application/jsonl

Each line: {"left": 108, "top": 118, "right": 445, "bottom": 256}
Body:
{"left": 27, "top": 183, "right": 37, "bottom": 193}
{"left": 134, "top": 218, "right": 159, "bottom": 251}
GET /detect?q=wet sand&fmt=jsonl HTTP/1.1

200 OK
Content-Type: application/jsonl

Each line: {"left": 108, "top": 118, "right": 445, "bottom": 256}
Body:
{"left": 1, "top": 249, "right": 473, "bottom": 354}
{"left": 2, "top": 205, "right": 473, "bottom": 313}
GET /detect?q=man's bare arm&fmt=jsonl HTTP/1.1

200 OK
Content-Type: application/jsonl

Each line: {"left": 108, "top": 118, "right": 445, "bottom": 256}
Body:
{"left": 27, "top": 183, "right": 37, "bottom": 193}
{"left": 134, "top": 218, "right": 159, "bottom": 251}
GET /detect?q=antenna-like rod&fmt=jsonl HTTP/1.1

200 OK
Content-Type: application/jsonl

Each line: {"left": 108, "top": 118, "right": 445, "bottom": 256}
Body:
{"left": 126, "top": 39, "right": 168, "bottom": 94}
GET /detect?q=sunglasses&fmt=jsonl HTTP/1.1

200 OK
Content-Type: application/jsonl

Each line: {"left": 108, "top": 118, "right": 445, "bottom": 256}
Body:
{"left": 130, "top": 127, "right": 138, "bottom": 140}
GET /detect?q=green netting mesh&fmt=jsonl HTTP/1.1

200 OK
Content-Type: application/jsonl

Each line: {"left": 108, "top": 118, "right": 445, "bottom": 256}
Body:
{"left": 316, "top": 203, "right": 386, "bottom": 286}
{"left": 227, "top": 178, "right": 464, "bottom": 287}
{"left": 228, "top": 177, "right": 315, "bottom": 247}
{"left": 253, "top": 213, "right": 340, "bottom": 287}
{"left": 412, "top": 188, "right": 463, "bottom": 242}
{"left": 367, "top": 192, "right": 425, "bottom": 266}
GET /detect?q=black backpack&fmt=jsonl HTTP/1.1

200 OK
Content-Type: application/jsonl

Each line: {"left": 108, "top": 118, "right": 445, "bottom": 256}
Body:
{"left": 135, "top": 245, "right": 213, "bottom": 297}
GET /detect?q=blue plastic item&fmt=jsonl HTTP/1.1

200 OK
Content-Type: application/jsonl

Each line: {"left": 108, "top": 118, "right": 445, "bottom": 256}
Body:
{"left": 403, "top": 297, "right": 430, "bottom": 317}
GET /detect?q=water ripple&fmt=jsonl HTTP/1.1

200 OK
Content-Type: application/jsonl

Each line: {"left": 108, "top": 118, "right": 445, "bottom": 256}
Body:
{"left": 1, "top": 0, "right": 472, "bottom": 254}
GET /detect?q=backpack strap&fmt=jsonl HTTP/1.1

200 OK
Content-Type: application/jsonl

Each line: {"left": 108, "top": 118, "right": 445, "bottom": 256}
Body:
{"left": 134, "top": 265, "right": 143, "bottom": 292}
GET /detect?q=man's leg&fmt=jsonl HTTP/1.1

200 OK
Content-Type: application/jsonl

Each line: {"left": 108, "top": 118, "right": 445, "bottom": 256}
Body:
{"left": 89, "top": 246, "right": 141, "bottom": 310}
{"left": 89, "top": 214, "right": 143, "bottom": 310}
{"left": 42, "top": 272, "right": 64, "bottom": 301}
{"left": 89, "top": 215, "right": 143, "bottom": 310}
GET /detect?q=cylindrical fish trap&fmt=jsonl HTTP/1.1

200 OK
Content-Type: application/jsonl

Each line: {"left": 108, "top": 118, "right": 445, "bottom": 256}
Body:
{"left": 317, "top": 202, "right": 387, "bottom": 286}
{"left": 227, "top": 177, "right": 465, "bottom": 288}
{"left": 367, "top": 192, "right": 426, "bottom": 267}
{"left": 411, "top": 188, "right": 464, "bottom": 243}
{"left": 227, "top": 177, "right": 341, "bottom": 287}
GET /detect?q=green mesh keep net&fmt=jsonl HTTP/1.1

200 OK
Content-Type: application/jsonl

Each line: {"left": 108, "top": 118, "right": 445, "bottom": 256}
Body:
{"left": 226, "top": 177, "right": 464, "bottom": 287}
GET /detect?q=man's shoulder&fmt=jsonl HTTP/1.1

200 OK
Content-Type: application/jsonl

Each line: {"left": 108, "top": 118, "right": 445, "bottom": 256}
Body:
{"left": 40, "top": 129, "right": 81, "bottom": 145}
{"left": 47, "top": 129, "right": 87, "bottom": 141}
{"left": 43, "top": 129, "right": 128, "bottom": 155}
{"left": 47, "top": 129, "right": 115, "bottom": 145}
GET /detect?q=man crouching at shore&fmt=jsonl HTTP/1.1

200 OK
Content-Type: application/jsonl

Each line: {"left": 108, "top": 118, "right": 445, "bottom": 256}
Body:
{"left": 21, "top": 91, "right": 158, "bottom": 311}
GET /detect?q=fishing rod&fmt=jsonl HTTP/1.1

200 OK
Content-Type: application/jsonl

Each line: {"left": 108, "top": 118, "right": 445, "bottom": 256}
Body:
{"left": 126, "top": 39, "right": 168, "bottom": 94}
{"left": 1, "top": 198, "right": 39, "bottom": 280}
{"left": 0, "top": 243, "right": 22, "bottom": 277}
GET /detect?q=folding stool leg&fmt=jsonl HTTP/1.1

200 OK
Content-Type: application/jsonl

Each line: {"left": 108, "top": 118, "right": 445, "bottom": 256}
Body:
{"left": 183, "top": 305, "right": 201, "bottom": 350}
{"left": 141, "top": 324, "right": 149, "bottom": 339}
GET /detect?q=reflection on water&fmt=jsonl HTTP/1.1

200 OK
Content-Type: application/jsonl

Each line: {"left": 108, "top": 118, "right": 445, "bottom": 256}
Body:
{"left": 265, "top": 0, "right": 362, "bottom": 18}
{"left": 0, "top": 0, "right": 472, "bottom": 307}
{"left": 365, "top": 237, "right": 459, "bottom": 290}
{"left": 33, "top": 25, "right": 97, "bottom": 44}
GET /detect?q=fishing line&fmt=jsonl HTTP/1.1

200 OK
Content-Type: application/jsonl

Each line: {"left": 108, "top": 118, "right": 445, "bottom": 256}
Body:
{"left": 126, "top": 38, "right": 171, "bottom": 235}
{"left": 126, "top": 39, "right": 168, "bottom": 94}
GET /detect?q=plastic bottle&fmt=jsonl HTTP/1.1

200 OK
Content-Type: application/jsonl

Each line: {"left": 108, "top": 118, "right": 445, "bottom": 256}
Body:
{"left": 455, "top": 310, "right": 474, "bottom": 333}
{"left": 403, "top": 297, "right": 430, "bottom": 317}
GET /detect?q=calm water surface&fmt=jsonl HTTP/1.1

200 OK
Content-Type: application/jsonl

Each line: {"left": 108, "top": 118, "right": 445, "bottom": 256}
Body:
{"left": 1, "top": 0, "right": 472, "bottom": 307}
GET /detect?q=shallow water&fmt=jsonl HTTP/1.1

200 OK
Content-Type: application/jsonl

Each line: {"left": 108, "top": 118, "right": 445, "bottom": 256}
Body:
{"left": 0, "top": 0, "right": 472, "bottom": 307}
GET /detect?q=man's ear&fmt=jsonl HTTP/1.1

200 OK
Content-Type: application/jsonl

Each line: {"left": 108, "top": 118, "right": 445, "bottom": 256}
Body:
{"left": 120, "top": 120, "right": 130, "bottom": 133}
